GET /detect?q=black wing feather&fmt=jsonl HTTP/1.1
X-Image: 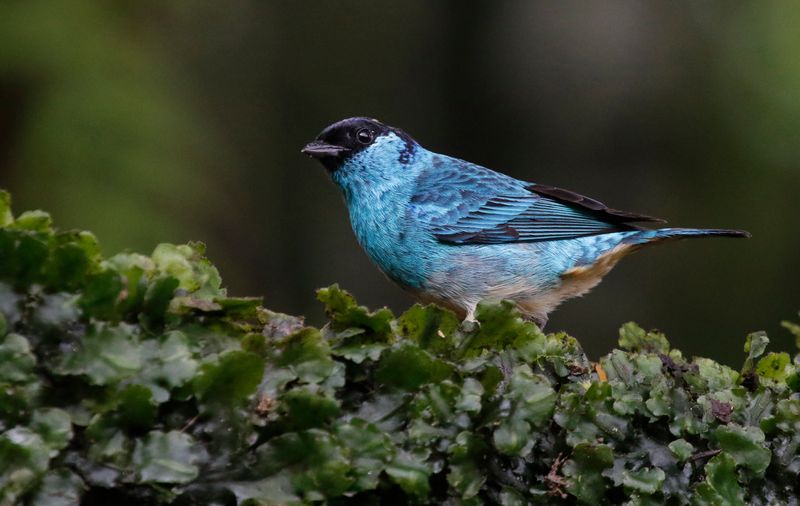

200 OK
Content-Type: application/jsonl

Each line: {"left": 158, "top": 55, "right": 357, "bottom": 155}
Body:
{"left": 528, "top": 184, "right": 666, "bottom": 224}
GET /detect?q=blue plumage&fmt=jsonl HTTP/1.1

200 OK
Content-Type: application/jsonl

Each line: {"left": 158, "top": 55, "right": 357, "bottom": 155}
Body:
{"left": 302, "top": 117, "right": 749, "bottom": 327}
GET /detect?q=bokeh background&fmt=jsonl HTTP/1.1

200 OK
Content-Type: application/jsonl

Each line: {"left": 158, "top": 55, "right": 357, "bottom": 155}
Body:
{"left": 1, "top": 1, "right": 798, "bottom": 364}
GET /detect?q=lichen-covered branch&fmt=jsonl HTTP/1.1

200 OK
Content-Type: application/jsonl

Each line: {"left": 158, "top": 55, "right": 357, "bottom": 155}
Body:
{"left": 0, "top": 190, "right": 798, "bottom": 505}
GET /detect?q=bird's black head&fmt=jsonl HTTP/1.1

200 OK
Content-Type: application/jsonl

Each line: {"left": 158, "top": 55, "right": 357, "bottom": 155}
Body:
{"left": 301, "top": 117, "right": 415, "bottom": 171}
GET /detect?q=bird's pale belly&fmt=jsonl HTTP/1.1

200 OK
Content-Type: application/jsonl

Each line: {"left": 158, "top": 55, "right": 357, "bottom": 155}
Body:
{"left": 409, "top": 236, "right": 637, "bottom": 327}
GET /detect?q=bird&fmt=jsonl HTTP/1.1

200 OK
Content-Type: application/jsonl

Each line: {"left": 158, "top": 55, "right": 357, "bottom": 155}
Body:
{"left": 301, "top": 117, "right": 749, "bottom": 329}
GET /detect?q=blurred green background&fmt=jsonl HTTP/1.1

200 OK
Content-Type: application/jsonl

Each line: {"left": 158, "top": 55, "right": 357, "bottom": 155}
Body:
{"left": 1, "top": 1, "right": 797, "bottom": 364}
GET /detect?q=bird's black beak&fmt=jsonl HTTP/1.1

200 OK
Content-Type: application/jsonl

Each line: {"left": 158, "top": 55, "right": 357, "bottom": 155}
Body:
{"left": 301, "top": 140, "right": 351, "bottom": 159}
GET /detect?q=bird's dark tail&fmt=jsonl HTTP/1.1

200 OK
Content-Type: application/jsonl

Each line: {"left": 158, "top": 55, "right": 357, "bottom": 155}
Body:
{"left": 627, "top": 227, "right": 751, "bottom": 247}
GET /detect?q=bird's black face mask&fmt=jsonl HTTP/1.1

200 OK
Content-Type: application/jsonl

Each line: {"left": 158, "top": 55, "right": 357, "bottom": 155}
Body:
{"left": 302, "top": 117, "right": 391, "bottom": 171}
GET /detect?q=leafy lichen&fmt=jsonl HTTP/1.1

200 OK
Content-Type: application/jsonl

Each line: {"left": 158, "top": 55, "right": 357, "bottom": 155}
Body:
{"left": 0, "top": 189, "right": 799, "bottom": 505}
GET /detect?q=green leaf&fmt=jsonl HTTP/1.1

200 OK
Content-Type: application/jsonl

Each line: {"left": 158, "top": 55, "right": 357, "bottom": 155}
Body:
{"left": 78, "top": 269, "right": 124, "bottom": 320}
{"left": 602, "top": 350, "right": 635, "bottom": 387}
{"left": 397, "top": 303, "right": 459, "bottom": 354}
{"left": 215, "top": 296, "right": 262, "bottom": 318}
{"left": 331, "top": 342, "right": 387, "bottom": 363}
{"left": 138, "top": 331, "right": 198, "bottom": 402}
{"left": 317, "top": 284, "right": 393, "bottom": 341}
{"left": 12, "top": 210, "right": 51, "bottom": 232}
{"left": 28, "top": 468, "right": 85, "bottom": 506}
{"left": 386, "top": 450, "right": 431, "bottom": 497}
{"left": 456, "top": 377, "right": 484, "bottom": 413}
{"left": 509, "top": 366, "right": 557, "bottom": 424}
{"left": 462, "top": 299, "right": 542, "bottom": 357}
{"left": 773, "top": 398, "right": 800, "bottom": 432}
{"left": 151, "top": 242, "right": 223, "bottom": 300}
{"left": 132, "top": 430, "right": 201, "bottom": 484}
{"left": 693, "top": 453, "right": 745, "bottom": 506}
{"left": 668, "top": 439, "right": 695, "bottom": 461}
{"left": 278, "top": 389, "right": 340, "bottom": 430}
{"left": 274, "top": 327, "right": 335, "bottom": 384}
{"left": 194, "top": 350, "right": 264, "bottom": 405}
{"left": 634, "top": 354, "right": 665, "bottom": 379}
{"left": 115, "top": 385, "right": 158, "bottom": 430}
{"left": 755, "top": 352, "right": 792, "bottom": 384}
{"left": 691, "top": 358, "right": 740, "bottom": 393}
{"left": 84, "top": 429, "right": 132, "bottom": 478}
{"left": 627, "top": 494, "right": 664, "bottom": 506}
{"left": 335, "top": 419, "right": 394, "bottom": 491}
{"left": 12, "top": 234, "right": 49, "bottom": 286}
{"left": 493, "top": 368, "right": 556, "bottom": 455}
{"left": 493, "top": 418, "right": 530, "bottom": 456}
{"left": 447, "top": 431, "right": 487, "bottom": 498}
{"left": 45, "top": 232, "right": 100, "bottom": 290}
{"left": 0, "top": 190, "right": 13, "bottom": 227}
{"left": 58, "top": 323, "right": 142, "bottom": 385}
{"left": 0, "top": 333, "right": 36, "bottom": 382}
{"left": 563, "top": 443, "right": 614, "bottom": 503}
{"left": 0, "top": 283, "right": 23, "bottom": 329}
{"left": 46, "top": 242, "right": 88, "bottom": 290}
{"left": 0, "top": 427, "right": 51, "bottom": 503}
{"left": 0, "top": 428, "right": 51, "bottom": 474}
{"left": 141, "top": 275, "right": 179, "bottom": 328}
{"left": 742, "top": 332, "right": 769, "bottom": 373}
{"left": 262, "top": 310, "right": 306, "bottom": 338}
{"left": 105, "top": 253, "right": 152, "bottom": 316}
{"left": 30, "top": 408, "right": 73, "bottom": 452}
{"left": 31, "top": 292, "right": 80, "bottom": 331}
{"left": 376, "top": 344, "right": 453, "bottom": 391}
{"left": 618, "top": 322, "right": 670, "bottom": 353}
{"left": 226, "top": 473, "right": 302, "bottom": 505}
{"left": 616, "top": 466, "right": 665, "bottom": 495}
{"left": 0, "top": 232, "right": 13, "bottom": 279}
{"left": 714, "top": 424, "right": 771, "bottom": 474}
{"left": 255, "top": 430, "right": 354, "bottom": 499}
{"left": 554, "top": 386, "right": 604, "bottom": 446}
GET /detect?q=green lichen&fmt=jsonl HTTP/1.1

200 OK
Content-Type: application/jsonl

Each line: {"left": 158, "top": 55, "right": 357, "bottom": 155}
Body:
{"left": 0, "top": 189, "right": 799, "bottom": 505}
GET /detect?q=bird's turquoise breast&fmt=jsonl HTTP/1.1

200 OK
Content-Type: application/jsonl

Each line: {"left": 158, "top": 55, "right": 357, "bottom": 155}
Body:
{"left": 344, "top": 186, "right": 434, "bottom": 290}
{"left": 347, "top": 208, "right": 416, "bottom": 288}
{"left": 333, "top": 136, "right": 434, "bottom": 290}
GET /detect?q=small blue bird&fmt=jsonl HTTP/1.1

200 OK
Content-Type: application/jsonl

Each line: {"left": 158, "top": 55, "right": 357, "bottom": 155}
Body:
{"left": 302, "top": 117, "right": 749, "bottom": 328}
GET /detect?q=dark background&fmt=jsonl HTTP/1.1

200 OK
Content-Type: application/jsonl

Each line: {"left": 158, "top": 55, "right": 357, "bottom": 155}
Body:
{"left": 1, "top": 1, "right": 798, "bottom": 364}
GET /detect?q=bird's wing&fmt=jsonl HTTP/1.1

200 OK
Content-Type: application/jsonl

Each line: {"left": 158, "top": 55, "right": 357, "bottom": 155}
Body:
{"left": 411, "top": 157, "right": 664, "bottom": 245}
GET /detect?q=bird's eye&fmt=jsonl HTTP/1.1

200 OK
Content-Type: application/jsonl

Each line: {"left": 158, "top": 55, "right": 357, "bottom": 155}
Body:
{"left": 356, "top": 128, "right": 373, "bottom": 144}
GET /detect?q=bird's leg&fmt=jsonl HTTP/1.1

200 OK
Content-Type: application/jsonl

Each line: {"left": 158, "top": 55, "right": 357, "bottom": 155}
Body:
{"left": 464, "top": 308, "right": 476, "bottom": 322}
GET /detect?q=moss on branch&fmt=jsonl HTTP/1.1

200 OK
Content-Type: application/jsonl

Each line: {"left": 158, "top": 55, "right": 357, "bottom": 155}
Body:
{"left": 0, "top": 190, "right": 799, "bottom": 505}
